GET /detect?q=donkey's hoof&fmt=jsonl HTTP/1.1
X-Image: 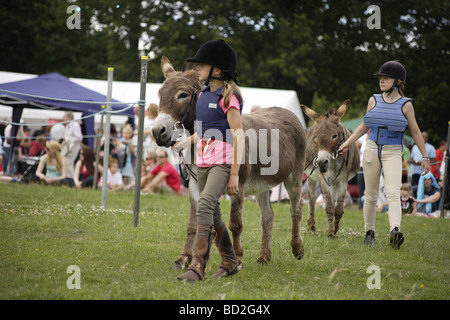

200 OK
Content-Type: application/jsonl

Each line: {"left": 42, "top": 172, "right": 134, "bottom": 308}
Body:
{"left": 327, "top": 234, "right": 335, "bottom": 240}
{"left": 173, "top": 257, "right": 190, "bottom": 270}
{"left": 173, "top": 261, "right": 184, "bottom": 270}
{"left": 256, "top": 257, "right": 270, "bottom": 265}
{"left": 294, "top": 247, "right": 304, "bottom": 260}
{"left": 308, "top": 226, "right": 316, "bottom": 232}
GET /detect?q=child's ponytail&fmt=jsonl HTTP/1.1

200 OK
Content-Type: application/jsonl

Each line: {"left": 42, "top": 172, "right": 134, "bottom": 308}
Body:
{"left": 222, "top": 81, "right": 243, "bottom": 109}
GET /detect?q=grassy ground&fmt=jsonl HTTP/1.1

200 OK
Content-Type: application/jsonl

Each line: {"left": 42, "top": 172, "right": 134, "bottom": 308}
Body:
{"left": 0, "top": 183, "right": 449, "bottom": 300}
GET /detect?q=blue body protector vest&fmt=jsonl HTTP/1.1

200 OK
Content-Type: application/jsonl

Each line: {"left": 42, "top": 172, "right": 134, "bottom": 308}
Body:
{"left": 363, "top": 94, "right": 412, "bottom": 160}
{"left": 195, "top": 86, "right": 242, "bottom": 144}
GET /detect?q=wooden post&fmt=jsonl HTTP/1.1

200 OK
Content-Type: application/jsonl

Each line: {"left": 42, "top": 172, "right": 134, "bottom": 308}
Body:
{"left": 133, "top": 56, "right": 148, "bottom": 227}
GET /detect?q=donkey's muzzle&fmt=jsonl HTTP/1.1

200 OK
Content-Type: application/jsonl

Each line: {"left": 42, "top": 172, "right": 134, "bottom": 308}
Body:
{"left": 317, "top": 159, "right": 329, "bottom": 173}
{"left": 152, "top": 123, "right": 172, "bottom": 147}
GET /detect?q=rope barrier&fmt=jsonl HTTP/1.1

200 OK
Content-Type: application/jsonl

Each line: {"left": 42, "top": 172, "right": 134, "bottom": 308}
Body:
{"left": 0, "top": 99, "right": 142, "bottom": 127}
{"left": 0, "top": 88, "right": 142, "bottom": 105}
{"left": 0, "top": 134, "right": 138, "bottom": 142}
{"left": 0, "top": 109, "right": 107, "bottom": 127}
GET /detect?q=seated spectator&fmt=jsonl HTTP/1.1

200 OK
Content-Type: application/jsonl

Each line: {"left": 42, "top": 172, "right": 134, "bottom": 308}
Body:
{"left": 400, "top": 183, "right": 417, "bottom": 215}
{"left": 35, "top": 141, "right": 74, "bottom": 187}
{"left": 98, "top": 157, "right": 123, "bottom": 191}
{"left": 415, "top": 172, "right": 441, "bottom": 215}
{"left": 29, "top": 134, "right": 48, "bottom": 156}
{"left": 124, "top": 151, "right": 157, "bottom": 191}
{"left": 16, "top": 126, "right": 31, "bottom": 175}
{"left": 141, "top": 149, "right": 181, "bottom": 194}
{"left": 74, "top": 144, "right": 102, "bottom": 188}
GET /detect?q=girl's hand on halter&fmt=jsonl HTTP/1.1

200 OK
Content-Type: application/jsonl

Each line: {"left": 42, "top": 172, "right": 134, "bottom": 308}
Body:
{"left": 172, "top": 134, "right": 197, "bottom": 153}
{"left": 227, "top": 174, "right": 239, "bottom": 195}
{"left": 338, "top": 141, "right": 350, "bottom": 154}
{"left": 172, "top": 140, "right": 184, "bottom": 153}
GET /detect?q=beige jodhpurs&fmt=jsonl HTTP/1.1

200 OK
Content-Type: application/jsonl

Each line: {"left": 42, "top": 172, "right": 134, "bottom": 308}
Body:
{"left": 363, "top": 140, "right": 403, "bottom": 232}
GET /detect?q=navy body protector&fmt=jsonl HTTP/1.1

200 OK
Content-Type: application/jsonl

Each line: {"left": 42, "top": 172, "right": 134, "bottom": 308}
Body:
{"left": 195, "top": 86, "right": 242, "bottom": 145}
{"left": 363, "top": 94, "right": 412, "bottom": 161}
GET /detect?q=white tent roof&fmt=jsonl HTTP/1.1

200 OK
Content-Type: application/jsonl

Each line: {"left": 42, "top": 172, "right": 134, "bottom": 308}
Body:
{"left": 0, "top": 71, "right": 305, "bottom": 130}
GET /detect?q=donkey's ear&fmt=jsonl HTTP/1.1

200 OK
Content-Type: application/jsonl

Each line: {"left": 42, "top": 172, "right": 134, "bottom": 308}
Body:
{"left": 335, "top": 99, "right": 351, "bottom": 118}
{"left": 182, "top": 61, "right": 197, "bottom": 72}
{"left": 301, "top": 104, "right": 321, "bottom": 121}
{"left": 161, "top": 56, "right": 176, "bottom": 79}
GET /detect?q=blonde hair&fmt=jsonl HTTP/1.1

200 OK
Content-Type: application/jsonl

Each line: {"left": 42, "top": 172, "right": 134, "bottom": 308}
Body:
{"left": 222, "top": 80, "right": 243, "bottom": 110}
{"left": 109, "top": 157, "right": 119, "bottom": 168}
{"left": 147, "top": 103, "right": 159, "bottom": 117}
{"left": 46, "top": 140, "right": 64, "bottom": 173}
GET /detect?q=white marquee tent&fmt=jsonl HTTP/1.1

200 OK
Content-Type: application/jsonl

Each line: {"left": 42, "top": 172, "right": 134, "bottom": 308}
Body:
{"left": 0, "top": 71, "right": 305, "bottom": 131}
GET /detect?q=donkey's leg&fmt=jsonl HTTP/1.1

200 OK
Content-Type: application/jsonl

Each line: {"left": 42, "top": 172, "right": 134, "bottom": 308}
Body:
{"left": 229, "top": 189, "right": 245, "bottom": 266}
{"left": 285, "top": 175, "right": 305, "bottom": 260}
{"left": 307, "top": 179, "right": 318, "bottom": 232}
{"left": 320, "top": 181, "right": 336, "bottom": 239}
{"left": 255, "top": 191, "right": 274, "bottom": 264}
{"left": 173, "top": 179, "right": 198, "bottom": 270}
{"left": 333, "top": 183, "right": 347, "bottom": 235}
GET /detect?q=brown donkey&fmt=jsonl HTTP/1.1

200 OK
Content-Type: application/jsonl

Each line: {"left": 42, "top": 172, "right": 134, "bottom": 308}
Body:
{"left": 301, "top": 101, "right": 359, "bottom": 238}
{"left": 152, "top": 56, "right": 307, "bottom": 268}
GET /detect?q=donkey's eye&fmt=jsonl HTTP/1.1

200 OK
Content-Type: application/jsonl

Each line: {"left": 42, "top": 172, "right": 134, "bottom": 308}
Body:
{"left": 332, "top": 134, "right": 338, "bottom": 140}
{"left": 177, "top": 93, "right": 189, "bottom": 100}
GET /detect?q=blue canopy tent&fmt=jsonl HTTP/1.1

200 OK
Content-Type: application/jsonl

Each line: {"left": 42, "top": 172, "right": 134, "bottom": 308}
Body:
{"left": 0, "top": 72, "right": 134, "bottom": 174}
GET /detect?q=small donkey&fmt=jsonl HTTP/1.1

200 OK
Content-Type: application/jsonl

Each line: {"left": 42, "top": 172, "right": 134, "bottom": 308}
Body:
{"left": 152, "top": 56, "right": 307, "bottom": 267}
{"left": 301, "top": 100, "right": 359, "bottom": 238}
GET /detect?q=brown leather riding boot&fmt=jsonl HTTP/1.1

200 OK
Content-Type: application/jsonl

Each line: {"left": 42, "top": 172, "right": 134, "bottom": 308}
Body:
{"left": 211, "top": 224, "right": 241, "bottom": 278}
{"left": 177, "top": 225, "right": 215, "bottom": 281}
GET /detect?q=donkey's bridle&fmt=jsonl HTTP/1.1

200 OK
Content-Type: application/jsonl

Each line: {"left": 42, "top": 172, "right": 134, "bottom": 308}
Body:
{"left": 304, "top": 120, "right": 349, "bottom": 186}
{"left": 170, "top": 77, "right": 201, "bottom": 146}
{"left": 172, "top": 75, "right": 201, "bottom": 181}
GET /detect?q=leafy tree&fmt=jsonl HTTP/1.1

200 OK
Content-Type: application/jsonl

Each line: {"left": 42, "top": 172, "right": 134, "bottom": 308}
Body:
{"left": 1, "top": 0, "right": 448, "bottom": 143}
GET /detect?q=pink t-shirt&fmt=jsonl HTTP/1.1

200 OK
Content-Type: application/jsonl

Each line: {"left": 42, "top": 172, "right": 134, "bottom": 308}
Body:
{"left": 104, "top": 169, "right": 123, "bottom": 187}
{"left": 196, "top": 95, "right": 241, "bottom": 167}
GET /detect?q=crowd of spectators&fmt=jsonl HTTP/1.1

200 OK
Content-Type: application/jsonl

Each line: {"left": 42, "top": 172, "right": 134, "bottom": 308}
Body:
{"left": 0, "top": 106, "right": 184, "bottom": 196}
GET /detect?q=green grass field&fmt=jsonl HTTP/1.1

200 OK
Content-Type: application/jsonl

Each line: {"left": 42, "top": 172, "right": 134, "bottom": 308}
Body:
{"left": 1, "top": 183, "right": 449, "bottom": 300}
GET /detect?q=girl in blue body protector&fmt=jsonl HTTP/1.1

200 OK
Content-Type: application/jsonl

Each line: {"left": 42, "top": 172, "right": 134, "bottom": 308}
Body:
{"left": 339, "top": 61, "right": 430, "bottom": 249}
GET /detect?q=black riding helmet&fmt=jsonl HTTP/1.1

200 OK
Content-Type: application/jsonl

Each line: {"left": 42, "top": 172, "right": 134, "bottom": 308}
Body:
{"left": 374, "top": 60, "right": 406, "bottom": 96}
{"left": 186, "top": 39, "right": 239, "bottom": 85}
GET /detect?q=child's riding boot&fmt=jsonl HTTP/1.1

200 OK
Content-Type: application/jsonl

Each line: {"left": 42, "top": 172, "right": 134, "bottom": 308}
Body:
{"left": 211, "top": 224, "right": 241, "bottom": 278}
{"left": 177, "top": 225, "right": 215, "bottom": 281}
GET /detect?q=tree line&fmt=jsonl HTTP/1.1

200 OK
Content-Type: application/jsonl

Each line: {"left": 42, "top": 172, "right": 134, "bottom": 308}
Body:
{"left": 1, "top": 0, "right": 448, "bottom": 144}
